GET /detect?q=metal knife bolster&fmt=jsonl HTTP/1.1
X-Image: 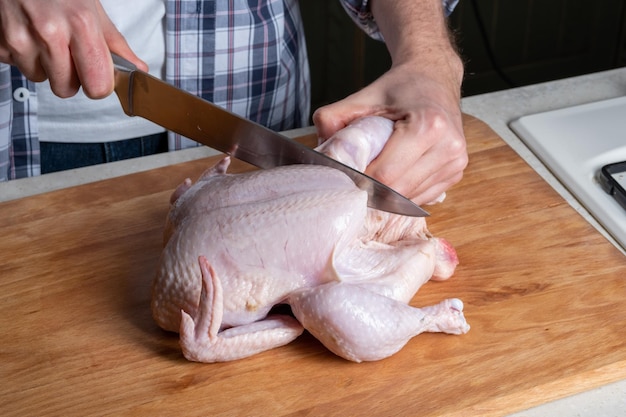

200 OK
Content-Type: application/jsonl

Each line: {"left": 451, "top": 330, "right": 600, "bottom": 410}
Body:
{"left": 113, "top": 64, "right": 134, "bottom": 116}
{"left": 112, "top": 54, "right": 429, "bottom": 217}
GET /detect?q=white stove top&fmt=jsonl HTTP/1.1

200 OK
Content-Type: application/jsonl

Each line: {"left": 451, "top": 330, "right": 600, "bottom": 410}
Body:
{"left": 510, "top": 96, "right": 626, "bottom": 251}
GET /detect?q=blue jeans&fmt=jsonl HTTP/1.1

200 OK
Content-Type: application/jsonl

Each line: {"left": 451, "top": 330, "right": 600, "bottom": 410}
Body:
{"left": 40, "top": 132, "right": 168, "bottom": 174}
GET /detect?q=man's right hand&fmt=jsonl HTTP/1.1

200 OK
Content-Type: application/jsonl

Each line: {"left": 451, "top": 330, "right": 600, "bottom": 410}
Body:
{"left": 0, "top": 0, "right": 146, "bottom": 98}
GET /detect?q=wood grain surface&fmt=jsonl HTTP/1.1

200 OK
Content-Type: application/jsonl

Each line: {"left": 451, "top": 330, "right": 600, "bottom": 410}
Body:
{"left": 1, "top": 115, "right": 625, "bottom": 417}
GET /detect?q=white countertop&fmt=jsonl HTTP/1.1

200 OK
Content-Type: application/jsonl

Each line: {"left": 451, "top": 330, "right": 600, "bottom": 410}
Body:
{"left": 1, "top": 69, "right": 625, "bottom": 416}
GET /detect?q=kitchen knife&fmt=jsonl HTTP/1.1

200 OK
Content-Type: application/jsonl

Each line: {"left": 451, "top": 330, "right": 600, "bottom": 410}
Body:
{"left": 112, "top": 54, "right": 428, "bottom": 217}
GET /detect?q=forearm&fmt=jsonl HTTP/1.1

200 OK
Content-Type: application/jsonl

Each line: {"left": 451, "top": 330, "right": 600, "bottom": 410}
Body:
{"left": 370, "top": 0, "right": 463, "bottom": 98}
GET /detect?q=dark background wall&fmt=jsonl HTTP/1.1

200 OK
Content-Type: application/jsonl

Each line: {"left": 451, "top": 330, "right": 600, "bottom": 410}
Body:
{"left": 300, "top": 0, "right": 626, "bottom": 112}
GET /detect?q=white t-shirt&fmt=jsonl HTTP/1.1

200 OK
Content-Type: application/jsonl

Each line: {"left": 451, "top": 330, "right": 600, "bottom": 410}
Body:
{"left": 37, "top": 0, "right": 166, "bottom": 143}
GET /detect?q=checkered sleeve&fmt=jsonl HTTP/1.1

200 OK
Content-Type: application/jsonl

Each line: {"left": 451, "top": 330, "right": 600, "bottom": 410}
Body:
{"left": 0, "top": 64, "right": 11, "bottom": 181}
{"left": 0, "top": 65, "right": 40, "bottom": 181}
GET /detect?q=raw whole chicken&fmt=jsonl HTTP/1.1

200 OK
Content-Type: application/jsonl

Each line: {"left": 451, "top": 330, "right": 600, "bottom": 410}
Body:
{"left": 152, "top": 116, "right": 470, "bottom": 363}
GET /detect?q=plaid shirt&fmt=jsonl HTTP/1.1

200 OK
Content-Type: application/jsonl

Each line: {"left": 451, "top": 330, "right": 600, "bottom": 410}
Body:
{"left": 0, "top": 0, "right": 458, "bottom": 181}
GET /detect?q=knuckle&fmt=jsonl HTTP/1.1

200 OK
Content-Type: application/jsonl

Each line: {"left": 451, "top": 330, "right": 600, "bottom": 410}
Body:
{"left": 67, "top": 9, "right": 97, "bottom": 33}
{"left": 50, "top": 80, "right": 80, "bottom": 98}
{"left": 29, "top": 71, "right": 48, "bottom": 83}
{"left": 312, "top": 107, "right": 329, "bottom": 125}
{"left": 448, "top": 136, "right": 468, "bottom": 162}
{"left": 422, "top": 107, "right": 449, "bottom": 134}
{"left": 4, "top": 28, "right": 31, "bottom": 52}
{"left": 444, "top": 152, "right": 468, "bottom": 180}
{"left": 37, "top": 20, "right": 64, "bottom": 41}
{"left": 82, "top": 76, "right": 114, "bottom": 99}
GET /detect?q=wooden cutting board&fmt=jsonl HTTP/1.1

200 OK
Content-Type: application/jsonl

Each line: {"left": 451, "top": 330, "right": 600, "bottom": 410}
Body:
{"left": 1, "top": 115, "right": 625, "bottom": 417}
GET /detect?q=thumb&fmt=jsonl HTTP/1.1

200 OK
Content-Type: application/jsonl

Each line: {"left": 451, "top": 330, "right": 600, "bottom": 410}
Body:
{"left": 104, "top": 34, "right": 148, "bottom": 73}
{"left": 97, "top": 2, "right": 148, "bottom": 72}
{"left": 312, "top": 93, "right": 376, "bottom": 140}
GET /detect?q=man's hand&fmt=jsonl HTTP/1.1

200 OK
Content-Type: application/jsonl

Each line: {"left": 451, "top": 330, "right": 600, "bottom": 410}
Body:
{"left": 313, "top": 0, "right": 467, "bottom": 206}
{"left": 0, "top": 0, "right": 146, "bottom": 98}
{"left": 314, "top": 63, "right": 466, "bottom": 206}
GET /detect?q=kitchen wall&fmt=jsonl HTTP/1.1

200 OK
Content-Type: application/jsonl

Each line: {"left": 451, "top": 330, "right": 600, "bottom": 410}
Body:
{"left": 453, "top": 0, "right": 626, "bottom": 95}
{"left": 300, "top": 0, "right": 626, "bottom": 112}
{"left": 299, "top": 1, "right": 391, "bottom": 112}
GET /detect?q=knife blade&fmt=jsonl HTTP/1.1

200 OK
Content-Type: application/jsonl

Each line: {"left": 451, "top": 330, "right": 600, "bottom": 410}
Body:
{"left": 112, "top": 54, "right": 428, "bottom": 217}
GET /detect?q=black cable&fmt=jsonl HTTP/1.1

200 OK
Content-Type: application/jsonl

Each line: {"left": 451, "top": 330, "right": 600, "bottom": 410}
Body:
{"left": 469, "top": 0, "right": 517, "bottom": 88}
